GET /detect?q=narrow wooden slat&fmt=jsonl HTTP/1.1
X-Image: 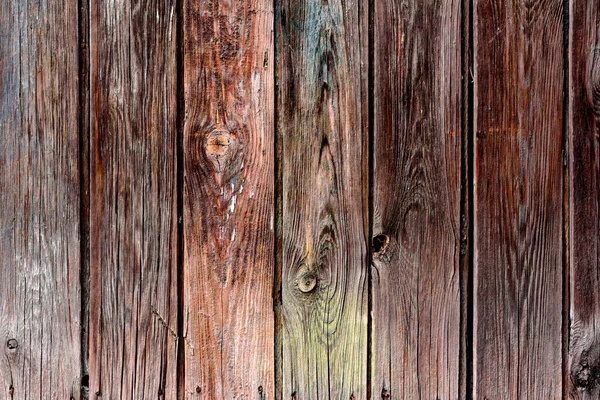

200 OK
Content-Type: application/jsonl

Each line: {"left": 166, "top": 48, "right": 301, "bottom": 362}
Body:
{"left": 0, "top": 0, "right": 81, "bottom": 397}
{"left": 276, "top": 0, "right": 369, "bottom": 398}
{"left": 88, "top": 0, "right": 179, "bottom": 397}
{"left": 371, "top": 0, "right": 462, "bottom": 397}
{"left": 182, "top": 0, "right": 275, "bottom": 397}
{"left": 568, "top": 1, "right": 600, "bottom": 398}
{"left": 473, "top": 0, "right": 564, "bottom": 397}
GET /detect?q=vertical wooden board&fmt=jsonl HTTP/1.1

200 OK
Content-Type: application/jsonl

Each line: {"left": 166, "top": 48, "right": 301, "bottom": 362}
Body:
{"left": 371, "top": 0, "right": 462, "bottom": 398}
{"left": 89, "top": 0, "right": 179, "bottom": 397}
{"left": 182, "top": 0, "right": 274, "bottom": 397}
{"left": 276, "top": 0, "right": 369, "bottom": 398}
{"left": 473, "top": 0, "right": 564, "bottom": 397}
{"left": 568, "top": 0, "right": 600, "bottom": 397}
{"left": 0, "top": 0, "right": 81, "bottom": 398}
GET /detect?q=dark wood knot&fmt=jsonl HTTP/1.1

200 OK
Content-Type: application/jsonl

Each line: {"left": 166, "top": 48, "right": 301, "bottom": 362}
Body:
{"left": 6, "top": 339, "right": 18, "bottom": 351}
{"left": 195, "top": 385, "right": 202, "bottom": 394}
{"left": 372, "top": 234, "right": 390, "bottom": 258}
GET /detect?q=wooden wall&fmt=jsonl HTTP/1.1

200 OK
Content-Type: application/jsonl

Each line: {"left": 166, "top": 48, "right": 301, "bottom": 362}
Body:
{"left": 1, "top": 0, "right": 599, "bottom": 398}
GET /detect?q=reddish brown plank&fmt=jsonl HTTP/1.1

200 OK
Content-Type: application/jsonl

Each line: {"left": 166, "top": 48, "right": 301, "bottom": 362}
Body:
{"left": 88, "top": 0, "right": 179, "bottom": 397}
{"left": 568, "top": 0, "right": 600, "bottom": 398}
{"left": 275, "top": 0, "right": 369, "bottom": 398}
{"left": 473, "top": 0, "right": 564, "bottom": 397}
{"left": 182, "top": 0, "right": 275, "bottom": 397}
{"left": 371, "top": 0, "right": 463, "bottom": 398}
{"left": 0, "top": 0, "right": 82, "bottom": 398}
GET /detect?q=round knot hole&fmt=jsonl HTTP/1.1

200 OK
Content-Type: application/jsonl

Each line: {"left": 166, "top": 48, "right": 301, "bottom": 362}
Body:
{"left": 372, "top": 234, "right": 390, "bottom": 257}
{"left": 6, "top": 339, "right": 18, "bottom": 350}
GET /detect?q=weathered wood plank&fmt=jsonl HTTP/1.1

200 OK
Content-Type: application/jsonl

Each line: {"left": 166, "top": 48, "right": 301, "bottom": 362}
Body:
{"left": 568, "top": 0, "right": 600, "bottom": 397}
{"left": 0, "top": 0, "right": 82, "bottom": 397}
{"left": 371, "top": 0, "right": 462, "bottom": 397}
{"left": 276, "top": 0, "right": 369, "bottom": 398}
{"left": 88, "top": 0, "right": 179, "bottom": 397}
{"left": 182, "top": 0, "right": 275, "bottom": 397}
{"left": 473, "top": 0, "right": 564, "bottom": 397}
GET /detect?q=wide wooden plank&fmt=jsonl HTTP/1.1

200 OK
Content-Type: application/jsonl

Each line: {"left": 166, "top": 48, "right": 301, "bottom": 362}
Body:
{"left": 182, "top": 0, "right": 275, "bottom": 397}
{"left": 568, "top": 0, "right": 600, "bottom": 397}
{"left": 276, "top": 0, "right": 369, "bottom": 398}
{"left": 371, "top": 0, "right": 462, "bottom": 398}
{"left": 473, "top": 0, "right": 564, "bottom": 397}
{"left": 88, "top": 0, "right": 179, "bottom": 397}
{"left": 0, "top": 0, "right": 82, "bottom": 398}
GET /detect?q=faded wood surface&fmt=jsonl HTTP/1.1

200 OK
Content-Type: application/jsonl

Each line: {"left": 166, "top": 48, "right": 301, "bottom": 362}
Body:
{"left": 88, "top": 0, "right": 179, "bottom": 397}
{"left": 0, "top": 0, "right": 82, "bottom": 398}
{"left": 371, "top": 0, "right": 462, "bottom": 398}
{"left": 473, "top": 0, "right": 564, "bottom": 397}
{"left": 182, "top": 0, "right": 275, "bottom": 397}
{"left": 568, "top": 0, "right": 600, "bottom": 397}
{"left": 276, "top": 0, "right": 369, "bottom": 398}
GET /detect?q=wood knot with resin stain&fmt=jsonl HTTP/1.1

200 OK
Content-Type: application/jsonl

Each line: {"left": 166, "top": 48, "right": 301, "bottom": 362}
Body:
{"left": 203, "top": 128, "right": 237, "bottom": 173}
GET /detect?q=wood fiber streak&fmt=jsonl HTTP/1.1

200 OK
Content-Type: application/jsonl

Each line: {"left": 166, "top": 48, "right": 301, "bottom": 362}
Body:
{"left": 473, "top": 0, "right": 564, "bottom": 397}
{"left": 0, "top": 0, "right": 82, "bottom": 398}
{"left": 89, "top": 0, "right": 179, "bottom": 397}
{"left": 372, "top": 0, "right": 462, "bottom": 398}
{"left": 182, "top": 0, "right": 274, "bottom": 397}
{"left": 276, "top": 0, "right": 369, "bottom": 398}
{"left": 568, "top": 0, "right": 600, "bottom": 398}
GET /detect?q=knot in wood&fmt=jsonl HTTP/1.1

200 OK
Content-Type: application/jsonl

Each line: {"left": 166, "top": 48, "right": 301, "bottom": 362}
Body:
{"left": 5, "top": 339, "right": 18, "bottom": 351}
{"left": 372, "top": 234, "right": 390, "bottom": 258}
{"left": 204, "top": 129, "right": 235, "bottom": 172}
{"left": 297, "top": 271, "right": 318, "bottom": 293}
{"left": 381, "top": 389, "right": 391, "bottom": 398}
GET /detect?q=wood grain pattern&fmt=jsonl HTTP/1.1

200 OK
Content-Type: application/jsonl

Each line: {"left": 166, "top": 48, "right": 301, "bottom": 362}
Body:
{"left": 0, "top": 0, "right": 82, "bottom": 398}
{"left": 473, "top": 0, "right": 564, "bottom": 397}
{"left": 88, "top": 0, "right": 179, "bottom": 397}
{"left": 276, "top": 0, "right": 369, "bottom": 398}
{"left": 568, "top": 0, "right": 600, "bottom": 397}
{"left": 371, "top": 0, "right": 463, "bottom": 398}
{"left": 182, "top": 0, "right": 275, "bottom": 397}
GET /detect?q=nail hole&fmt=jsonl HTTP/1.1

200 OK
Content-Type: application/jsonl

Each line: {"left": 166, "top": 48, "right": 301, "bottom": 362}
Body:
{"left": 196, "top": 386, "right": 202, "bottom": 394}
{"left": 381, "top": 389, "right": 391, "bottom": 398}
{"left": 258, "top": 386, "right": 263, "bottom": 393}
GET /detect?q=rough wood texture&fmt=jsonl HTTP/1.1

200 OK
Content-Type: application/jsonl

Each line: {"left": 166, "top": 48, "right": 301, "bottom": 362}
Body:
{"left": 0, "top": 0, "right": 82, "bottom": 398}
{"left": 473, "top": 0, "right": 564, "bottom": 397}
{"left": 88, "top": 0, "right": 179, "bottom": 397}
{"left": 276, "top": 0, "right": 369, "bottom": 398}
{"left": 182, "top": 0, "right": 275, "bottom": 397}
{"left": 568, "top": 0, "right": 600, "bottom": 397}
{"left": 371, "top": 0, "right": 462, "bottom": 398}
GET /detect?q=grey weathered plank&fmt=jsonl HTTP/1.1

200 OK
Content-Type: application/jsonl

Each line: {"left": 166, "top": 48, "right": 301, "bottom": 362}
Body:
{"left": 371, "top": 0, "right": 463, "bottom": 398}
{"left": 568, "top": 0, "right": 600, "bottom": 397}
{"left": 275, "top": 0, "right": 369, "bottom": 398}
{"left": 182, "top": 0, "right": 275, "bottom": 397}
{"left": 88, "top": 0, "right": 179, "bottom": 397}
{"left": 0, "top": 0, "right": 82, "bottom": 398}
{"left": 473, "top": 0, "right": 564, "bottom": 397}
